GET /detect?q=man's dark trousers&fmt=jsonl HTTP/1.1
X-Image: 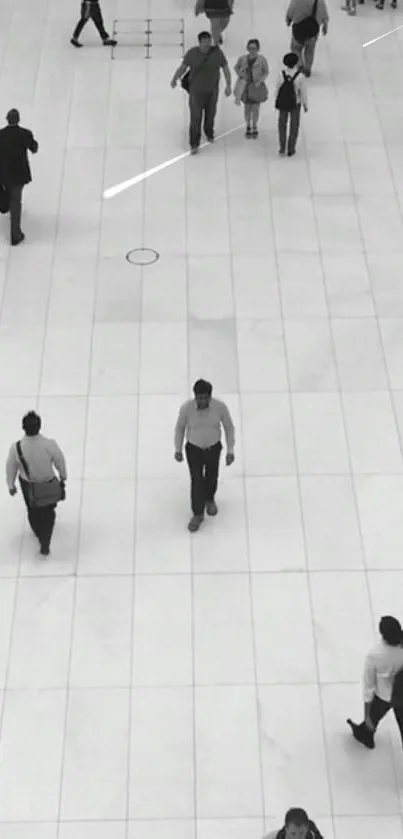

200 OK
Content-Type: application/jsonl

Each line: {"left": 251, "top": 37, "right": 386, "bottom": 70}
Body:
{"left": 19, "top": 477, "right": 56, "bottom": 552}
{"left": 185, "top": 441, "right": 222, "bottom": 515}
{"left": 9, "top": 185, "right": 23, "bottom": 242}
{"left": 73, "top": 1, "right": 109, "bottom": 40}
{"left": 189, "top": 85, "right": 219, "bottom": 149}
{"left": 361, "top": 694, "right": 403, "bottom": 746}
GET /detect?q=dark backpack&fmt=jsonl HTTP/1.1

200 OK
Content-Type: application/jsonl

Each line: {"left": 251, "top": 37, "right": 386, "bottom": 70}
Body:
{"left": 391, "top": 668, "right": 403, "bottom": 709}
{"left": 292, "top": 0, "right": 319, "bottom": 45}
{"left": 275, "top": 69, "right": 301, "bottom": 112}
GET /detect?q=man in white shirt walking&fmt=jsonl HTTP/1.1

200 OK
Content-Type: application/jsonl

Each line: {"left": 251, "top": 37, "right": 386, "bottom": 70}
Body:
{"left": 174, "top": 379, "right": 235, "bottom": 532}
{"left": 347, "top": 615, "right": 403, "bottom": 749}
{"left": 6, "top": 411, "right": 67, "bottom": 556}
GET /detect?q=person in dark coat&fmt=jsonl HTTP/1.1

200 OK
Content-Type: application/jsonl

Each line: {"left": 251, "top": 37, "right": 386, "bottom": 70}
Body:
{"left": 0, "top": 109, "right": 38, "bottom": 246}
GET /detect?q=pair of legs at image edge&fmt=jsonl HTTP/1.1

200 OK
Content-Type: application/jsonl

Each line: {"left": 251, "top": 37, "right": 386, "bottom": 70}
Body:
{"left": 189, "top": 86, "right": 218, "bottom": 152}
{"left": 19, "top": 478, "right": 56, "bottom": 556}
{"left": 348, "top": 695, "right": 403, "bottom": 749}
{"left": 71, "top": 2, "right": 116, "bottom": 46}
{"left": 208, "top": 15, "right": 231, "bottom": 45}
{"left": 278, "top": 105, "right": 301, "bottom": 156}
{"left": 186, "top": 441, "right": 222, "bottom": 532}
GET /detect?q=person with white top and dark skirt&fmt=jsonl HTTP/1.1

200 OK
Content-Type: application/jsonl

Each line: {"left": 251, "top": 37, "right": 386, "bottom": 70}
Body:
{"left": 347, "top": 615, "right": 403, "bottom": 749}
{"left": 174, "top": 379, "right": 235, "bottom": 532}
{"left": 6, "top": 411, "right": 67, "bottom": 557}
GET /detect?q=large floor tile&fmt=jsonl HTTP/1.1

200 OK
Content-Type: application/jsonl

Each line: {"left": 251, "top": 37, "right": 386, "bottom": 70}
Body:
{"left": 246, "top": 477, "right": 305, "bottom": 572}
{"left": 61, "top": 688, "right": 130, "bottom": 820}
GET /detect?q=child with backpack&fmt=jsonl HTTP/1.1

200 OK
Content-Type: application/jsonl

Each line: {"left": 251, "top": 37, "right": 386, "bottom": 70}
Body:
{"left": 274, "top": 52, "right": 308, "bottom": 157}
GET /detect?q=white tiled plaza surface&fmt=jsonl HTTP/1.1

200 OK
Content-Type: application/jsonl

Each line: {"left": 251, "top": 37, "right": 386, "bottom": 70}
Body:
{"left": 1, "top": 0, "right": 403, "bottom": 835}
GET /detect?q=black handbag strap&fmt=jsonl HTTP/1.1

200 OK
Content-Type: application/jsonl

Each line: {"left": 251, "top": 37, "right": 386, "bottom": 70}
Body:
{"left": 16, "top": 441, "right": 31, "bottom": 480}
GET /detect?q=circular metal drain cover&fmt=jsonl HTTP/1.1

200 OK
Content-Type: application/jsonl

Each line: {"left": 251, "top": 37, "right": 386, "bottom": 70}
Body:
{"left": 125, "top": 248, "right": 159, "bottom": 266}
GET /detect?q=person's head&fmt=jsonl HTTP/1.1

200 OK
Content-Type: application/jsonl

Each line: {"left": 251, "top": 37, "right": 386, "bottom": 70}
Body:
{"left": 22, "top": 411, "right": 41, "bottom": 437}
{"left": 193, "top": 379, "right": 213, "bottom": 409}
{"left": 283, "top": 52, "right": 299, "bottom": 70}
{"left": 6, "top": 108, "right": 20, "bottom": 126}
{"left": 379, "top": 616, "right": 403, "bottom": 647}
{"left": 284, "top": 808, "right": 310, "bottom": 839}
{"left": 246, "top": 38, "right": 260, "bottom": 56}
{"left": 198, "top": 31, "right": 212, "bottom": 52}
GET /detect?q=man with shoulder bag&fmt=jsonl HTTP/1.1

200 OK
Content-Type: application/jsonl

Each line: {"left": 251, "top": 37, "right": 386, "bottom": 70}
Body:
{"left": 286, "top": 0, "right": 329, "bottom": 77}
{"left": 6, "top": 411, "right": 67, "bottom": 557}
{"left": 170, "top": 31, "right": 231, "bottom": 154}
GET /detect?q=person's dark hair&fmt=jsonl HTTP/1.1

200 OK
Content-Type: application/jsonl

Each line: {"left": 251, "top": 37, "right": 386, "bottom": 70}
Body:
{"left": 379, "top": 616, "right": 403, "bottom": 646}
{"left": 247, "top": 38, "right": 260, "bottom": 50}
{"left": 283, "top": 52, "right": 299, "bottom": 69}
{"left": 193, "top": 379, "right": 213, "bottom": 396}
{"left": 198, "top": 31, "right": 212, "bottom": 42}
{"left": 285, "top": 808, "right": 309, "bottom": 827}
{"left": 6, "top": 108, "right": 20, "bottom": 125}
{"left": 22, "top": 411, "right": 41, "bottom": 437}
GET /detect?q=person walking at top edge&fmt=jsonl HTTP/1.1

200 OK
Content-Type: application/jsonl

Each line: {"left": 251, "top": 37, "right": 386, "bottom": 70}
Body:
{"left": 0, "top": 109, "right": 38, "bottom": 246}
{"left": 286, "top": 0, "right": 329, "bottom": 77}
{"left": 6, "top": 411, "right": 67, "bottom": 557}
{"left": 174, "top": 379, "right": 235, "bottom": 532}
{"left": 347, "top": 615, "right": 403, "bottom": 749}
{"left": 195, "top": 0, "right": 235, "bottom": 46}
{"left": 171, "top": 31, "right": 231, "bottom": 154}
{"left": 71, "top": 0, "right": 117, "bottom": 47}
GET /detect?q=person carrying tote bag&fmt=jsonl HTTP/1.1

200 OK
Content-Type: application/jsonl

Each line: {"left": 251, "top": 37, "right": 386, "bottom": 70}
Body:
{"left": 234, "top": 38, "right": 269, "bottom": 138}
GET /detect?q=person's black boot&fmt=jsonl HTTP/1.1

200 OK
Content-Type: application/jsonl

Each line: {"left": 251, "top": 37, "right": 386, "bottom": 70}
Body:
{"left": 347, "top": 718, "right": 375, "bottom": 749}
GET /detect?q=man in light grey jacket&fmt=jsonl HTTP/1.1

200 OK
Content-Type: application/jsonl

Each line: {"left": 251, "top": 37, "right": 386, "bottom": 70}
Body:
{"left": 286, "top": 0, "right": 329, "bottom": 77}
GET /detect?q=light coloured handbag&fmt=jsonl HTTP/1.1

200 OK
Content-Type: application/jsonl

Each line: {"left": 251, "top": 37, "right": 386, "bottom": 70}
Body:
{"left": 233, "top": 77, "right": 246, "bottom": 105}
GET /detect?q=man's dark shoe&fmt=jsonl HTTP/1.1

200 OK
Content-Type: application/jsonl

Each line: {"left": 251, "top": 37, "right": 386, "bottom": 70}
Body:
{"left": 11, "top": 232, "right": 25, "bottom": 246}
{"left": 205, "top": 134, "right": 214, "bottom": 143}
{"left": 190, "top": 146, "right": 199, "bottom": 155}
{"left": 70, "top": 37, "right": 82, "bottom": 47}
{"left": 206, "top": 500, "right": 218, "bottom": 516}
{"left": 188, "top": 514, "right": 204, "bottom": 532}
{"left": 347, "top": 718, "right": 375, "bottom": 749}
{"left": 103, "top": 38, "right": 117, "bottom": 46}
{"left": 288, "top": 149, "right": 296, "bottom": 157}
{"left": 40, "top": 546, "right": 50, "bottom": 557}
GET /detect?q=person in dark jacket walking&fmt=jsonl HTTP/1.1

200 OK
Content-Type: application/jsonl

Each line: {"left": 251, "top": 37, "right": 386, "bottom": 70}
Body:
{"left": 6, "top": 411, "right": 67, "bottom": 557}
{"left": 0, "top": 109, "right": 38, "bottom": 245}
{"left": 264, "top": 808, "right": 324, "bottom": 839}
{"left": 71, "top": 0, "right": 117, "bottom": 47}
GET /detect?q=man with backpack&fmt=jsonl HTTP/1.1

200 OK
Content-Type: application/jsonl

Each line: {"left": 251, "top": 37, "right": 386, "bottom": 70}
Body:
{"left": 347, "top": 615, "right": 403, "bottom": 749}
{"left": 274, "top": 53, "right": 308, "bottom": 157}
{"left": 286, "top": 0, "right": 329, "bottom": 77}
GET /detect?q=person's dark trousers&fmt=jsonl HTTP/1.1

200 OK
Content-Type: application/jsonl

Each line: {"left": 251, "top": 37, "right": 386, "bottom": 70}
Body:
{"left": 9, "top": 185, "right": 23, "bottom": 243}
{"left": 19, "top": 477, "right": 57, "bottom": 552}
{"left": 73, "top": 1, "right": 109, "bottom": 40}
{"left": 185, "top": 441, "right": 222, "bottom": 516}
{"left": 278, "top": 105, "right": 301, "bottom": 154}
{"left": 188, "top": 85, "right": 219, "bottom": 149}
{"left": 369, "top": 694, "right": 403, "bottom": 745}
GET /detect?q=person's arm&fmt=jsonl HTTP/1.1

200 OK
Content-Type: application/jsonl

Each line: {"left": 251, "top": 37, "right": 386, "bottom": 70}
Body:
{"left": 174, "top": 404, "right": 189, "bottom": 455}
{"left": 234, "top": 56, "right": 242, "bottom": 77}
{"left": 171, "top": 56, "right": 190, "bottom": 87}
{"left": 6, "top": 444, "right": 19, "bottom": 493}
{"left": 27, "top": 131, "right": 38, "bottom": 154}
{"left": 220, "top": 404, "right": 235, "bottom": 455}
{"left": 260, "top": 56, "right": 269, "bottom": 82}
{"left": 221, "top": 60, "right": 231, "bottom": 95}
{"left": 363, "top": 652, "right": 377, "bottom": 728}
{"left": 51, "top": 441, "right": 67, "bottom": 482}
{"left": 299, "top": 76, "right": 308, "bottom": 111}
{"left": 321, "top": 0, "right": 329, "bottom": 33}
{"left": 286, "top": 0, "right": 296, "bottom": 25}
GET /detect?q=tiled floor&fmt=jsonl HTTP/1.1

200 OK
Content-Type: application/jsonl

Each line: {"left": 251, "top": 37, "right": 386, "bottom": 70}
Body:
{"left": 0, "top": 0, "right": 403, "bottom": 836}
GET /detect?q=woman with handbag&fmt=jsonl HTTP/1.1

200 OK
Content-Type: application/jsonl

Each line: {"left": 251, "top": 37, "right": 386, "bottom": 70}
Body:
{"left": 6, "top": 411, "right": 67, "bottom": 557}
{"left": 234, "top": 39, "right": 269, "bottom": 138}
